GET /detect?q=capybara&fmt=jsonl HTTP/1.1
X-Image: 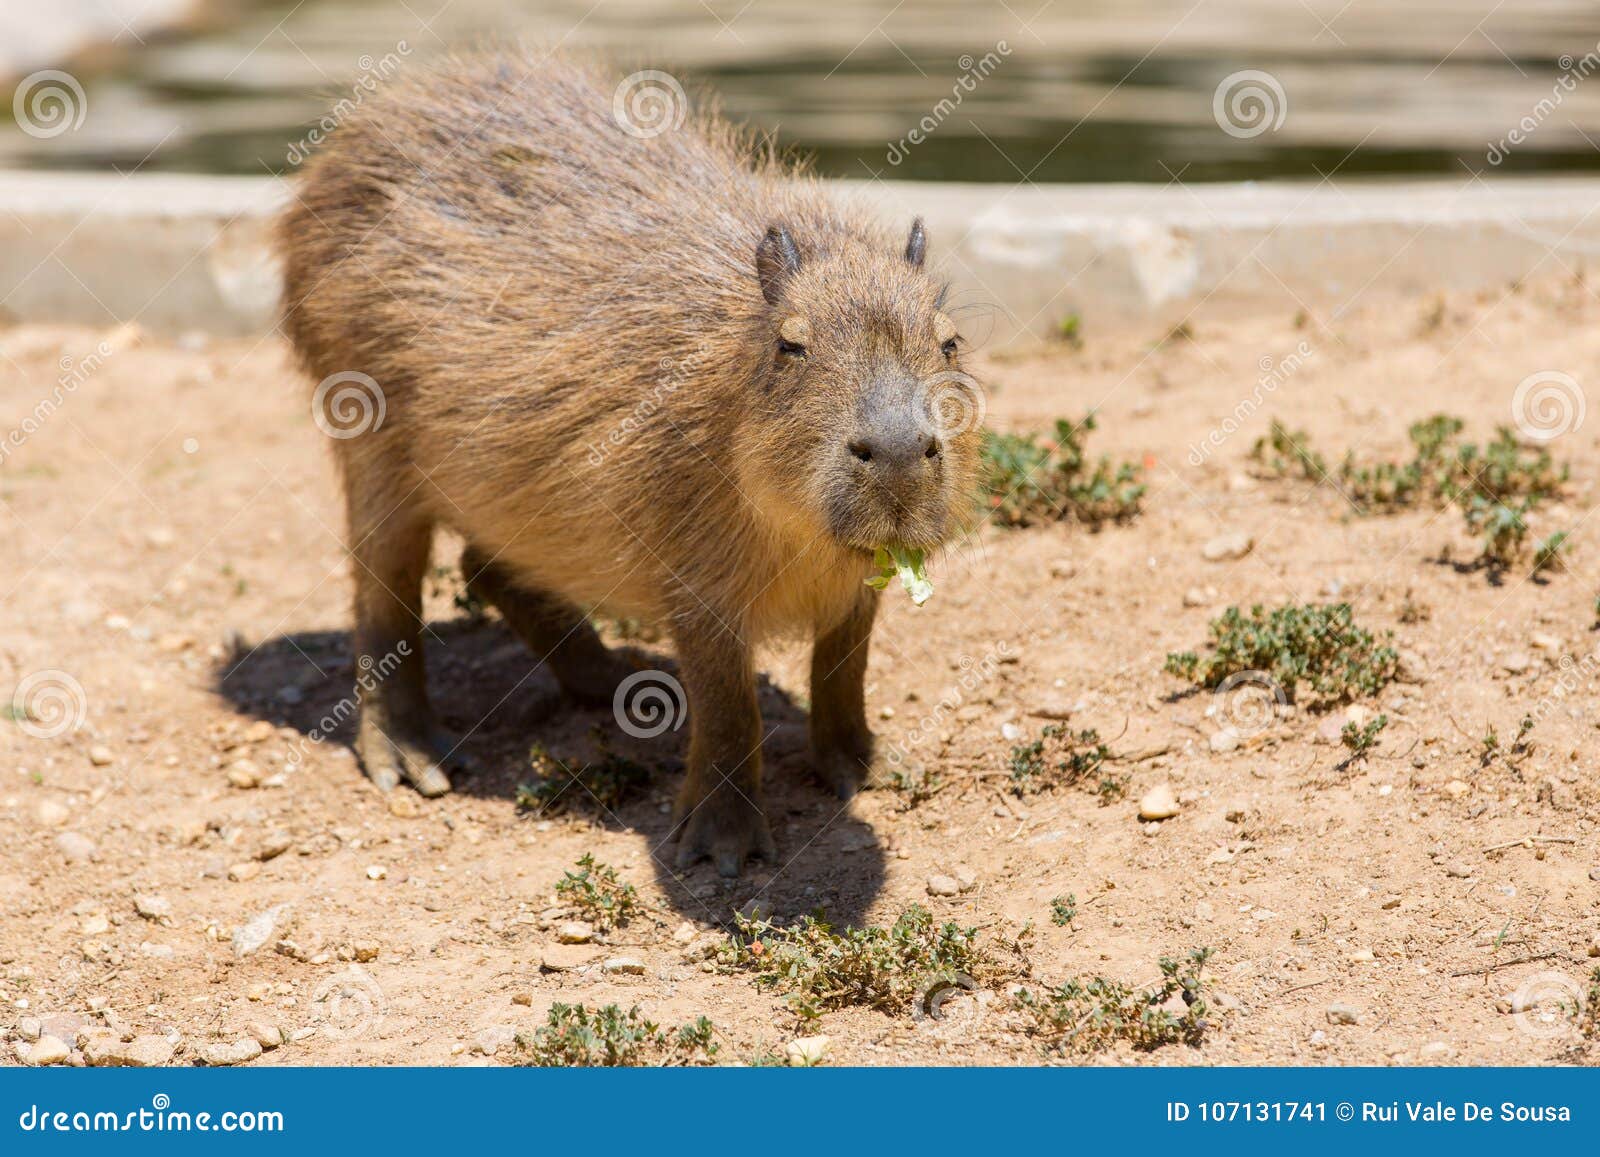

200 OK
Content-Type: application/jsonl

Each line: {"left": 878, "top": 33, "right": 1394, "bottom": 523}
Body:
{"left": 277, "top": 49, "right": 983, "bottom": 875}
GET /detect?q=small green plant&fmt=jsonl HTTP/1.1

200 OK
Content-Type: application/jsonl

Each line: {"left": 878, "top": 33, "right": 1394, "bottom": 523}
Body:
{"left": 1055, "top": 312, "right": 1084, "bottom": 349}
{"left": 1008, "top": 725, "right": 1120, "bottom": 799}
{"left": 1533, "top": 531, "right": 1570, "bottom": 575}
{"left": 1340, "top": 714, "right": 1387, "bottom": 760}
{"left": 887, "top": 764, "right": 945, "bottom": 809}
{"left": 982, "top": 415, "right": 1146, "bottom": 529}
{"left": 723, "top": 906, "right": 992, "bottom": 1021}
{"left": 1165, "top": 603, "right": 1399, "bottom": 708}
{"left": 1016, "top": 948, "right": 1213, "bottom": 1054}
{"left": 553, "top": 853, "right": 640, "bottom": 932}
{"left": 513, "top": 1004, "right": 718, "bottom": 1067}
{"left": 1049, "top": 894, "right": 1078, "bottom": 927}
{"left": 516, "top": 738, "right": 652, "bottom": 814}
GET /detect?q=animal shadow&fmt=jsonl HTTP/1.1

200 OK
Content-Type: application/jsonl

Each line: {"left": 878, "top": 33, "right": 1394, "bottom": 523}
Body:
{"left": 213, "top": 615, "right": 888, "bottom": 927}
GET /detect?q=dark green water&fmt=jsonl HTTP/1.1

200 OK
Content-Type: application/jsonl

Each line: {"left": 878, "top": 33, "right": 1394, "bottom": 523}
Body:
{"left": 5, "top": 0, "right": 1600, "bottom": 182}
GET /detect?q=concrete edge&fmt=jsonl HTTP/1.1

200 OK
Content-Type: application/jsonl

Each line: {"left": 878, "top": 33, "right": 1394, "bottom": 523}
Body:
{"left": 4, "top": 171, "right": 1600, "bottom": 343}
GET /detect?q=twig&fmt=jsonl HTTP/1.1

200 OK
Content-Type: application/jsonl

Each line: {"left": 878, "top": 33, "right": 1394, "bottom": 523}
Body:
{"left": 1448, "top": 950, "right": 1572, "bottom": 978}
{"left": 1481, "top": 835, "right": 1577, "bottom": 853}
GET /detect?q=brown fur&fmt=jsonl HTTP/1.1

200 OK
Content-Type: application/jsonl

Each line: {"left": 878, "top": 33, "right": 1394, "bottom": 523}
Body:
{"left": 277, "top": 47, "right": 982, "bottom": 874}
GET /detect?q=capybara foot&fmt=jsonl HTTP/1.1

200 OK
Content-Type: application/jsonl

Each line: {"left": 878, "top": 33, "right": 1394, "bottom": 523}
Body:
{"left": 672, "top": 788, "right": 776, "bottom": 877}
{"left": 557, "top": 649, "right": 638, "bottom": 709}
{"left": 811, "top": 744, "right": 877, "bottom": 801}
{"left": 356, "top": 719, "right": 472, "bottom": 798}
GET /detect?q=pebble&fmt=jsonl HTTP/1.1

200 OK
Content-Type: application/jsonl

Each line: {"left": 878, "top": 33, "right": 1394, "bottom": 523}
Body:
{"left": 365, "top": 864, "right": 387, "bottom": 881}
{"left": 133, "top": 894, "right": 172, "bottom": 921}
{"left": 1325, "top": 1002, "right": 1361, "bottom": 1026}
{"left": 953, "top": 865, "right": 978, "bottom": 892}
{"left": 1000, "top": 722, "right": 1023, "bottom": 741}
{"left": 36, "top": 800, "right": 70, "bottom": 827}
{"left": 511, "top": 992, "right": 533, "bottom": 1007}
{"left": 257, "top": 831, "right": 292, "bottom": 861}
{"left": 56, "top": 832, "right": 97, "bottom": 863}
{"left": 351, "top": 940, "right": 380, "bottom": 963}
{"left": 925, "top": 874, "right": 962, "bottom": 897}
{"left": 785, "top": 1035, "right": 832, "bottom": 1067}
{"left": 1444, "top": 861, "right": 1475, "bottom": 879}
{"left": 1182, "top": 587, "right": 1208, "bottom": 607}
{"left": 25, "top": 1034, "right": 71, "bottom": 1066}
{"left": 539, "top": 944, "right": 601, "bottom": 972}
{"left": 233, "top": 905, "right": 288, "bottom": 957}
{"left": 88, "top": 745, "right": 113, "bottom": 767}
{"left": 470, "top": 1026, "right": 517, "bottom": 1055}
{"left": 1418, "top": 1041, "right": 1453, "bottom": 1060}
{"left": 1529, "top": 632, "right": 1562, "bottom": 653}
{"left": 227, "top": 861, "right": 261, "bottom": 883}
{"left": 1137, "top": 784, "right": 1181, "bottom": 821}
{"left": 248, "top": 1022, "right": 285, "bottom": 1050}
{"left": 79, "top": 1031, "right": 174, "bottom": 1068}
{"left": 1589, "top": 867, "right": 1600, "bottom": 883}
{"left": 1501, "top": 651, "right": 1533, "bottom": 675}
{"left": 602, "top": 956, "right": 646, "bottom": 975}
{"left": 389, "top": 795, "right": 422, "bottom": 818}
{"left": 1443, "top": 780, "right": 1471, "bottom": 798}
{"left": 201, "top": 1039, "right": 263, "bottom": 1067}
{"left": 1201, "top": 531, "right": 1253, "bottom": 562}
{"left": 1209, "top": 729, "right": 1240, "bottom": 754}
{"left": 226, "top": 761, "right": 261, "bottom": 789}
{"left": 1049, "top": 560, "right": 1076, "bottom": 579}
{"left": 17, "top": 1016, "right": 42, "bottom": 1042}
{"left": 556, "top": 921, "right": 595, "bottom": 944}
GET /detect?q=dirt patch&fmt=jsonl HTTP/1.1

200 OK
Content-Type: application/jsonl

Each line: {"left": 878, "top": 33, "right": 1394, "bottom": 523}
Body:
{"left": 2, "top": 276, "right": 1599, "bottom": 1066}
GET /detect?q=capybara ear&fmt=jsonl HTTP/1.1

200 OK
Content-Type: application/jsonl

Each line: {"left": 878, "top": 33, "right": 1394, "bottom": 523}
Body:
{"left": 904, "top": 217, "right": 926, "bottom": 267}
{"left": 756, "top": 225, "right": 802, "bottom": 305}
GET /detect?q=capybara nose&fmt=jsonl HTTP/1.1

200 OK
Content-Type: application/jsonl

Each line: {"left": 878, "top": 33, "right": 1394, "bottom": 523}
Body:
{"left": 848, "top": 419, "right": 940, "bottom": 483}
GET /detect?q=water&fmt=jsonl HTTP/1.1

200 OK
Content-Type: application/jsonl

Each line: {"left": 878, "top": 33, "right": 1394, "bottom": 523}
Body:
{"left": 4, "top": 0, "right": 1600, "bottom": 182}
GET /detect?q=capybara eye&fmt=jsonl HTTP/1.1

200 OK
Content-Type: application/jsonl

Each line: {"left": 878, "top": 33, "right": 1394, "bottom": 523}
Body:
{"left": 777, "top": 339, "right": 807, "bottom": 358}
{"left": 941, "top": 337, "right": 959, "bottom": 357}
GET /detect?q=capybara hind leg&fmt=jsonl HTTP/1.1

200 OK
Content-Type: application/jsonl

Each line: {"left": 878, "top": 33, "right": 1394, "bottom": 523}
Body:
{"left": 349, "top": 503, "right": 459, "bottom": 797}
{"left": 461, "top": 545, "right": 633, "bottom": 706}
{"left": 809, "top": 590, "right": 879, "bottom": 800}
{"left": 669, "top": 615, "right": 775, "bottom": 877}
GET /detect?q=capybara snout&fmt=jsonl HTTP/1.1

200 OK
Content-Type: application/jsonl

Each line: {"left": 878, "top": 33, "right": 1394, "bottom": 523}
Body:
{"left": 278, "top": 48, "right": 981, "bottom": 874}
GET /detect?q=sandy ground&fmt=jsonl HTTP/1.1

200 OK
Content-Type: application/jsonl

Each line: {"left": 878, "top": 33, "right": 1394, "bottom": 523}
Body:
{"left": 2, "top": 274, "right": 1599, "bottom": 1068}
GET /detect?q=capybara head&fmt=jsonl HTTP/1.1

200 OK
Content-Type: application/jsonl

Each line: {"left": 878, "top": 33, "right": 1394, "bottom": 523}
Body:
{"left": 740, "top": 218, "right": 983, "bottom": 556}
